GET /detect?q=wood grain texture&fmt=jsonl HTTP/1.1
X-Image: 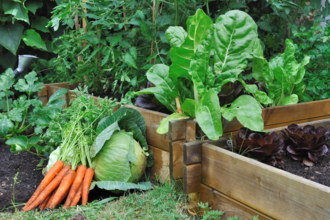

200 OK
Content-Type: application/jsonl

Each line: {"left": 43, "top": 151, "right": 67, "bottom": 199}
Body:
{"left": 200, "top": 184, "right": 273, "bottom": 220}
{"left": 183, "top": 139, "right": 225, "bottom": 165}
{"left": 183, "top": 164, "right": 201, "bottom": 194}
{"left": 224, "top": 99, "right": 330, "bottom": 133}
{"left": 149, "top": 145, "right": 170, "bottom": 183}
{"left": 169, "top": 119, "right": 187, "bottom": 141}
{"left": 202, "top": 142, "right": 330, "bottom": 220}
{"left": 186, "top": 121, "right": 197, "bottom": 143}
{"left": 170, "top": 140, "right": 186, "bottom": 179}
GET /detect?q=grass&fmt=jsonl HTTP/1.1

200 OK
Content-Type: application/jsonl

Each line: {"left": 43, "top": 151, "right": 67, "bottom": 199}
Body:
{"left": 0, "top": 180, "right": 193, "bottom": 220}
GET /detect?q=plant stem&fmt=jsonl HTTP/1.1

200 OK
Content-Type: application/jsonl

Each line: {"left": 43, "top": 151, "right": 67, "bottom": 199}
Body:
{"left": 193, "top": 85, "right": 200, "bottom": 104}
{"left": 175, "top": 0, "right": 179, "bottom": 26}
{"left": 17, "top": 124, "right": 32, "bottom": 134}
{"left": 6, "top": 91, "right": 10, "bottom": 117}
{"left": 205, "top": 0, "right": 210, "bottom": 15}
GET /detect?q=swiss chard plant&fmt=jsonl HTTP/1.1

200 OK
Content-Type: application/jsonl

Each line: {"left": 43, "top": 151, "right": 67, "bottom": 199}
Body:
{"left": 252, "top": 39, "right": 310, "bottom": 107}
{"left": 136, "top": 9, "right": 270, "bottom": 140}
{"left": 0, "top": 68, "right": 67, "bottom": 156}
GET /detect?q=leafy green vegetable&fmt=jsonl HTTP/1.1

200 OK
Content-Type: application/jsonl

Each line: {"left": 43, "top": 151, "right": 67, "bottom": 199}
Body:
{"left": 252, "top": 39, "right": 310, "bottom": 107}
{"left": 157, "top": 113, "right": 189, "bottom": 134}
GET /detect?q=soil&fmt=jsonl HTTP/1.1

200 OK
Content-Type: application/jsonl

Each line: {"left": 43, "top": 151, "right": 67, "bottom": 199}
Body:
{"left": 275, "top": 152, "right": 330, "bottom": 187}
{"left": 0, "top": 142, "right": 122, "bottom": 213}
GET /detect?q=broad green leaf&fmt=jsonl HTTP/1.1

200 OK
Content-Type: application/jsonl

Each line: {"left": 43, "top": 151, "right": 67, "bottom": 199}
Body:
{"left": 196, "top": 89, "right": 222, "bottom": 140}
{"left": 278, "top": 94, "right": 298, "bottom": 106}
{"left": 222, "top": 95, "right": 263, "bottom": 131}
{"left": 252, "top": 39, "right": 264, "bottom": 57}
{"left": 214, "top": 10, "right": 258, "bottom": 76}
{"left": 47, "top": 88, "right": 67, "bottom": 104}
{"left": 156, "top": 14, "right": 172, "bottom": 28}
{"left": 6, "top": 135, "right": 29, "bottom": 152}
{"left": 165, "top": 26, "right": 187, "bottom": 48}
{"left": 36, "top": 115, "right": 51, "bottom": 126}
{"left": 0, "top": 52, "right": 16, "bottom": 69}
{"left": 146, "top": 64, "right": 179, "bottom": 98}
{"left": 0, "top": 68, "right": 15, "bottom": 91}
{"left": 90, "top": 181, "right": 151, "bottom": 191}
{"left": 181, "top": 98, "right": 196, "bottom": 118}
{"left": 28, "top": 136, "right": 41, "bottom": 145}
{"left": 107, "top": 34, "right": 122, "bottom": 47}
{"left": 252, "top": 57, "right": 273, "bottom": 83}
{"left": 31, "top": 16, "right": 50, "bottom": 33}
{"left": 140, "top": 21, "right": 153, "bottom": 40}
{"left": 0, "top": 24, "right": 24, "bottom": 55}
{"left": 0, "top": 98, "right": 13, "bottom": 111}
{"left": 169, "top": 9, "right": 213, "bottom": 79}
{"left": 91, "top": 121, "right": 120, "bottom": 158}
{"left": 294, "top": 56, "right": 310, "bottom": 84}
{"left": 9, "top": 107, "right": 24, "bottom": 122}
{"left": 2, "top": 0, "right": 29, "bottom": 24}
{"left": 253, "top": 90, "right": 273, "bottom": 105}
{"left": 25, "top": 0, "right": 43, "bottom": 14}
{"left": 14, "top": 71, "right": 44, "bottom": 95}
{"left": 190, "top": 60, "right": 206, "bottom": 95}
{"left": 129, "top": 47, "right": 137, "bottom": 59}
{"left": 135, "top": 87, "right": 176, "bottom": 112}
{"left": 282, "top": 39, "right": 299, "bottom": 80}
{"left": 22, "top": 29, "right": 48, "bottom": 51}
{"left": 0, "top": 118, "right": 13, "bottom": 137}
{"left": 157, "top": 113, "right": 189, "bottom": 134}
{"left": 124, "top": 53, "right": 138, "bottom": 69}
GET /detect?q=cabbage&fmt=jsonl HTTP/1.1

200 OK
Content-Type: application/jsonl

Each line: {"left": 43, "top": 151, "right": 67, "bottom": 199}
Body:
{"left": 92, "top": 130, "right": 147, "bottom": 183}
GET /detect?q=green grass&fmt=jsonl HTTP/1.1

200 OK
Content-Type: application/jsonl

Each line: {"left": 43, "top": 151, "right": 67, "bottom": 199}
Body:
{"left": 0, "top": 181, "right": 193, "bottom": 220}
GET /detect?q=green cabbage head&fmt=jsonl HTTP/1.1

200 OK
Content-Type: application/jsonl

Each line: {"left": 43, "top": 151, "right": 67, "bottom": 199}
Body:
{"left": 92, "top": 130, "right": 147, "bottom": 183}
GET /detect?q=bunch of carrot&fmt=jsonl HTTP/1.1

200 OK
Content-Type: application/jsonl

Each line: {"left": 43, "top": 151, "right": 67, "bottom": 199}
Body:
{"left": 23, "top": 160, "right": 94, "bottom": 212}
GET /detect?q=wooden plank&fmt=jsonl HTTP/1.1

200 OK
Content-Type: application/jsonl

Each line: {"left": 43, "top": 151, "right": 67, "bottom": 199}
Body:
{"left": 149, "top": 145, "right": 170, "bottom": 183}
{"left": 183, "top": 164, "right": 201, "bottom": 194}
{"left": 186, "top": 120, "right": 197, "bottom": 142}
{"left": 183, "top": 139, "right": 225, "bottom": 165}
{"left": 202, "top": 142, "right": 330, "bottom": 220}
{"left": 39, "top": 96, "right": 48, "bottom": 106}
{"left": 200, "top": 184, "right": 273, "bottom": 220}
{"left": 170, "top": 140, "right": 186, "bottom": 179}
{"left": 169, "top": 119, "right": 187, "bottom": 141}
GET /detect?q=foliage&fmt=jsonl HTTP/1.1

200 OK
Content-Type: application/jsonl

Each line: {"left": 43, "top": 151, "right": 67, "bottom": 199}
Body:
{"left": 281, "top": 124, "right": 330, "bottom": 166}
{"left": 136, "top": 9, "right": 266, "bottom": 140}
{"left": 0, "top": 0, "right": 59, "bottom": 73}
{"left": 252, "top": 39, "right": 310, "bottom": 107}
{"left": 227, "top": 127, "right": 285, "bottom": 166}
{"left": 0, "top": 68, "right": 66, "bottom": 156}
{"left": 198, "top": 202, "right": 224, "bottom": 220}
{"left": 292, "top": 24, "right": 330, "bottom": 102}
{"left": 44, "top": 0, "right": 200, "bottom": 95}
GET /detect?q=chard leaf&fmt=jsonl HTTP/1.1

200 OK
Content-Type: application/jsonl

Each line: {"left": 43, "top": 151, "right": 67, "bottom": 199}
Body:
{"left": 214, "top": 10, "right": 258, "bottom": 76}
{"left": 294, "top": 56, "right": 310, "bottom": 84}
{"left": 253, "top": 90, "right": 273, "bottom": 105}
{"left": 157, "top": 112, "right": 189, "bottom": 134}
{"left": 282, "top": 39, "right": 299, "bottom": 81}
{"left": 278, "top": 94, "right": 298, "bottom": 106}
{"left": 90, "top": 181, "right": 151, "bottom": 191}
{"left": 221, "top": 95, "right": 263, "bottom": 132}
{"left": 196, "top": 89, "right": 223, "bottom": 140}
{"left": 91, "top": 121, "right": 120, "bottom": 158}
{"left": 252, "top": 56, "right": 273, "bottom": 83}
{"left": 165, "top": 26, "right": 187, "bottom": 48}
{"left": 181, "top": 98, "right": 196, "bottom": 118}
{"left": 47, "top": 88, "right": 68, "bottom": 104}
{"left": 169, "top": 9, "right": 213, "bottom": 79}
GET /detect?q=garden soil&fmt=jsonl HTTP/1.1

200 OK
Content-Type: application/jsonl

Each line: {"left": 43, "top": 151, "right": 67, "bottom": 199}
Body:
{"left": 0, "top": 141, "right": 121, "bottom": 213}
{"left": 276, "top": 152, "right": 330, "bottom": 187}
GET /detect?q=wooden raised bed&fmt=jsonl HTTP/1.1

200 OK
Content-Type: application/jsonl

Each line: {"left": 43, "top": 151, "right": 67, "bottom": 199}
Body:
{"left": 38, "top": 83, "right": 197, "bottom": 183}
{"left": 183, "top": 119, "right": 330, "bottom": 219}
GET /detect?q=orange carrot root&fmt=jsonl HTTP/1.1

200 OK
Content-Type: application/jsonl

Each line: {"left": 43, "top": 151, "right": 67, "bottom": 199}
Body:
{"left": 23, "top": 160, "right": 64, "bottom": 211}
{"left": 24, "top": 165, "right": 71, "bottom": 211}
{"left": 70, "top": 181, "right": 83, "bottom": 207}
{"left": 45, "top": 187, "right": 58, "bottom": 209}
{"left": 63, "top": 165, "right": 87, "bottom": 209}
{"left": 82, "top": 168, "right": 94, "bottom": 206}
{"left": 39, "top": 194, "right": 51, "bottom": 211}
{"left": 49, "top": 169, "right": 76, "bottom": 209}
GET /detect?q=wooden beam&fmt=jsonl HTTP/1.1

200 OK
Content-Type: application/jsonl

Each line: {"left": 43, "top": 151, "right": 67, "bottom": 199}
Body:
{"left": 170, "top": 140, "right": 185, "bottom": 179}
{"left": 201, "top": 142, "right": 330, "bottom": 219}
{"left": 183, "top": 164, "right": 201, "bottom": 194}
{"left": 200, "top": 184, "right": 273, "bottom": 220}
{"left": 149, "top": 145, "right": 170, "bottom": 183}
{"left": 169, "top": 119, "right": 187, "bottom": 141}
{"left": 186, "top": 120, "right": 197, "bottom": 142}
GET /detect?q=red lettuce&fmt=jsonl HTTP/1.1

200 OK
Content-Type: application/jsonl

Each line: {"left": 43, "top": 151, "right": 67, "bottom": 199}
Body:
{"left": 281, "top": 124, "right": 330, "bottom": 166}
{"left": 227, "top": 127, "right": 285, "bottom": 166}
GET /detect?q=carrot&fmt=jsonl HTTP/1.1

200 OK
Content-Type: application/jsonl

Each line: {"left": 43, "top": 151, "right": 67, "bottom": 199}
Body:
{"left": 70, "top": 181, "right": 83, "bottom": 206}
{"left": 49, "top": 169, "right": 76, "bottom": 209}
{"left": 38, "top": 194, "right": 51, "bottom": 210}
{"left": 63, "top": 164, "right": 86, "bottom": 209}
{"left": 24, "top": 165, "right": 71, "bottom": 211}
{"left": 82, "top": 168, "right": 94, "bottom": 206}
{"left": 45, "top": 187, "right": 58, "bottom": 209}
{"left": 23, "top": 160, "right": 64, "bottom": 211}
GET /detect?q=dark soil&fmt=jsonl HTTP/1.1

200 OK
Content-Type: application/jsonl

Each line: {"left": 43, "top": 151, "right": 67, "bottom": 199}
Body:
{"left": 0, "top": 142, "right": 122, "bottom": 213}
{"left": 276, "top": 152, "right": 330, "bottom": 187}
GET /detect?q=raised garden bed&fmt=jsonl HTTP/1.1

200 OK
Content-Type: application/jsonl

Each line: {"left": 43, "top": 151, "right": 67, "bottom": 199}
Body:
{"left": 38, "top": 83, "right": 197, "bottom": 183}
{"left": 183, "top": 119, "right": 330, "bottom": 219}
